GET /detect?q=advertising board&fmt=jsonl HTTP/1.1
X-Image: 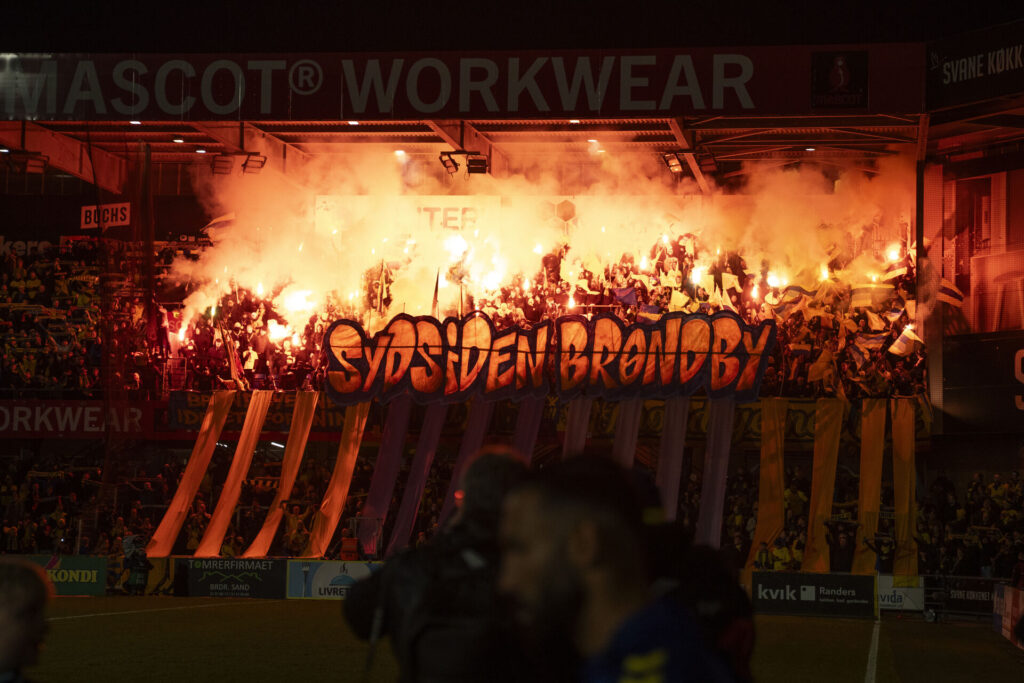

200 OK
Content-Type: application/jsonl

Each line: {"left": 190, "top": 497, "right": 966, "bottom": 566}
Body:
{"left": 25, "top": 554, "right": 107, "bottom": 596}
{"left": 286, "top": 560, "right": 380, "bottom": 599}
{"left": 877, "top": 574, "right": 925, "bottom": 612}
{"left": 184, "top": 558, "right": 287, "bottom": 598}
{"left": 752, "top": 572, "right": 877, "bottom": 618}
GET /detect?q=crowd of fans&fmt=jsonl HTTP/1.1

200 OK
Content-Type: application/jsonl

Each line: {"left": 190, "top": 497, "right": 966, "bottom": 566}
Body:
{"left": 2, "top": 231, "right": 928, "bottom": 401}
{"left": 716, "top": 464, "right": 1024, "bottom": 583}
{"left": 185, "top": 232, "right": 926, "bottom": 399}
{"left": 0, "top": 241, "right": 166, "bottom": 397}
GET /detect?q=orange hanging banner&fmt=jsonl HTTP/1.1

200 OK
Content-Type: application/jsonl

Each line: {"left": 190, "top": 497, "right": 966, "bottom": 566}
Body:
{"left": 303, "top": 402, "right": 371, "bottom": 558}
{"left": 194, "top": 390, "right": 274, "bottom": 557}
{"left": 746, "top": 398, "right": 788, "bottom": 570}
{"left": 242, "top": 391, "right": 319, "bottom": 558}
{"left": 801, "top": 398, "right": 845, "bottom": 573}
{"left": 147, "top": 391, "right": 236, "bottom": 557}
{"left": 852, "top": 399, "right": 887, "bottom": 575}
{"left": 891, "top": 398, "right": 919, "bottom": 578}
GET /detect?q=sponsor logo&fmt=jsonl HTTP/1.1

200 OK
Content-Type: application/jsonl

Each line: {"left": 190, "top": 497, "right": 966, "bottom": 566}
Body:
{"left": 757, "top": 585, "right": 797, "bottom": 601}
{"left": 800, "top": 585, "right": 816, "bottom": 601}
{"left": 46, "top": 568, "right": 99, "bottom": 583}
{"left": 0, "top": 236, "right": 53, "bottom": 257}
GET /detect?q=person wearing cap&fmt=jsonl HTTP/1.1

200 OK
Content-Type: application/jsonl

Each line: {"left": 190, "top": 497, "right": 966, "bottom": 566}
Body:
{"left": 0, "top": 559, "right": 53, "bottom": 682}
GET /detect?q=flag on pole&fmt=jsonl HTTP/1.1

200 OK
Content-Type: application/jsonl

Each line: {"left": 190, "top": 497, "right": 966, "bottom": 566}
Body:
{"left": 217, "top": 323, "right": 248, "bottom": 390}
{"left": 431, "top": 269, "right": 439, "bottom": 318}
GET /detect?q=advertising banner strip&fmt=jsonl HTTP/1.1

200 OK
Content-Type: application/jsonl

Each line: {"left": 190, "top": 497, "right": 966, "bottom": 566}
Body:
{"left": 655, "top": 396, "right": 690, "bottom": 521}
{"left": 194, "top": 390, "right": 274, "bottom": 557}
{"left": 0, "top": 46, "right": 923, "bottom": 121}
{"left": 753, "top": 571, "right": 877, "bottom": 619}
{"left": 694, "top": 398, "right": 736, "bottom": 548}
{"left": 357, "top": 396, "right": 413, "bottom": 556}
{"left": 325, "top": 312, "right": 775, "bottom": 407}
{"left": 611, "top": 399, "right": 645, "bottom": 469}
{"left": 923, "top": 575, "right": 997, "bottom": 617}
{"left": 562, "top": 397, "right": 594, "bottom": 459}
{"left": 0, "top": 400, "right": 152, "bottom": 438}
{"left": 185, "top": 558, "right": 287, "bottom": 599}
{"left": 891, "top": 398, "right": 918, "bottom": 578}
{"left": 25, "top": 555, "right": 107, "bottom": 596}
{"left": 802, "top": 399, "right": 845, "bottom": 572}
{"left": 286, "top": 560, "right": 381, "bottom": 600}
{"left": 512, "top": 395, "right": 545, "bottom": 463}
{"left": 243, "top": 391, "right": 319, "bottom": 558}
{"left": 852, "top": 398, "right": 887, "bottom": 575}
{"left": 386, "top": 402, "right": 448, "bottom": 556}
{"left": 148, "top": 391, "right": 236, "bottom": 557}
{"left": 439, "top": 397, "right": 494, "bottom": 524}
{"left": 303, "top": 402, "right": 371, "bottom": 558}
{"left": 746, "top": 398, "right": 788, "bottom": 571}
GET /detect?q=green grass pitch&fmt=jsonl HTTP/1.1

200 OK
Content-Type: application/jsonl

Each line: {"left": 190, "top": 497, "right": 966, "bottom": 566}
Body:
{"left": 31, "top": 597, "right": 1024, "bottom": 682}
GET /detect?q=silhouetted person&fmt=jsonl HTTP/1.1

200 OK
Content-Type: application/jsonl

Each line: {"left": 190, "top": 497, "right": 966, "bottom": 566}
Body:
{"left": 499, "top": 456, "right": 732, "bottom": 682}
{"left": 0, "top": 559, "right": 52, "bottom": 682}
{"left": 345, "top": 449, "right": 529, "bottom": 683}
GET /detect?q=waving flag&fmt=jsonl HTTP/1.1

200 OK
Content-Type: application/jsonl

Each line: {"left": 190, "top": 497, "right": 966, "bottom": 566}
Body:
{"left": 884, "top": 303, "right": 905, "bottom": 323}
{"left": 721, "top": 272, "right": 741, "bottom": 293}
{"left": 847, "top": 343, "right": 868, "bottom": 369}
{"left": 937, "top": 279, "right": 964, "bottom": 308}
{"left": 888, "top": 327, "right": 923, "bottom": 356}
{"left": 669, "top": 289, "right": 690, "bottom": 311}
{"left": 883, "top": 257, "right": 909, "bottom": 281}
{"left": 807, "top": 348, "right": 835, "bottom": 383}
{"left": 851, "top": 283, "right": 894, "bottom": 309}
{"left": 790, "top": 343, "right": 812, "bottom": 356}
{"left": 613, "top": 287, "right": 638, "bottom": 306}
{"left": 865, "top": 309, "right": 886, "bottom": 331}
{"left": 638, "top": 305, "right": 662, "bottom": 323}
{"left": 856, "top": 332, "right": 888, "bottom": 351}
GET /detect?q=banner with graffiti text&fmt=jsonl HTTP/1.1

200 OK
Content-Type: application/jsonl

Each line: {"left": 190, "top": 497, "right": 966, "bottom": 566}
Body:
{"left": 325, "top": 311, "right": 775, "bottom": 406}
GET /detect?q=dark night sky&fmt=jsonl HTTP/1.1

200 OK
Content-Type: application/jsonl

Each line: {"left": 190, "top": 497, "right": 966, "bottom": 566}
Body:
{"left": 3, "top": 1, "right": 1023, "bottom": 53}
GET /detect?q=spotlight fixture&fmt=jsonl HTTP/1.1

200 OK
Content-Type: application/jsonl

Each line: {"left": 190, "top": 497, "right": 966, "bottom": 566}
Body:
{"left": 805, "top": 147, "right": 816, "bottom": 152}
{"left": 129, "top": 120, "right": 142, "bottom": 125}
{"left": 662, "top": 152, "right": 685, "bottom": 174}
{"left": 439, "top": 151, "right": 459, "bottom": 174}
{"left": 242, "top": 153, "right": 267, "bottom": 174}
{"left": 172, "top": 138, "right": 185, "bottom": 144}
{"left": 0, "top": 148, "right": 8, "bottom": 154}
{"left": 211, "top": 154, "right": 236, "bottom": 174}
{"left": 466, "top": 155, "right": 488, "bottom": 174}
{"left": 348, "top": 120, "right": 359, "bottom": 125}
{"left": 195, "top": 148, "right": 206, "bottom": 154}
